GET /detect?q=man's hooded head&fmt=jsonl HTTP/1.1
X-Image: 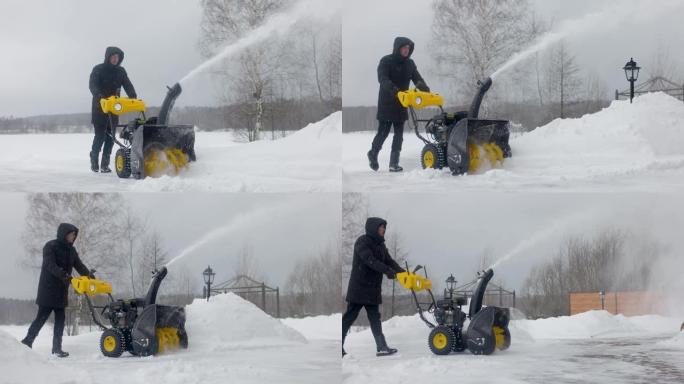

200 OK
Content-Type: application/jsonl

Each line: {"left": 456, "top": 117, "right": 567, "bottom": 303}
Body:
{"left": 392, "top": 37, "right": 414, "bottom": 60}
{"left": 104, "top": 46, "right": 124, "bottom": 67}
{"left": 56, "top": 223, "right": 78, "bottom": 245}
{"left": 365, "top": 217, "right": 387, "bottom": 243}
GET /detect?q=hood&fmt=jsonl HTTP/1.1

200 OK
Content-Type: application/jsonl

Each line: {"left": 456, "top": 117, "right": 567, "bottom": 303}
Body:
{"left": 56, "top": 223, "right": 78, "bottom": 243}
{"left": 365, "top": 217, "right": 387, "bottom": 242}
{"left": 392, "top": 37, "right": 414, "bottom": 60}
{"left": 104, "top": 46, "right": 124, "bottom": 66}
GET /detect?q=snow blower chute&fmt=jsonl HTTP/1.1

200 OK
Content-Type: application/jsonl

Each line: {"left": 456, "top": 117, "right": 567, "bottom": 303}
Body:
{"left": 71, "top": 266, "right": 188, "bottom": 357}
{"left": 101, "top": 83, "right": 196, "bottom": 179}
{"left": 397, "top": 266, "right": 511, "bottom": 355}
{"left": 399, "top": 77, "right": 512, "bottom": 175}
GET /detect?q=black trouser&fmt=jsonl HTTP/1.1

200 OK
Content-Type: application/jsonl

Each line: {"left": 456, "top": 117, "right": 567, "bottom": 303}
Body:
{"left": 370, "top": 120, "right": 405, "bottom": 154}
{"left": 24, "top": 306, "right": 65, "bottom": 352}
{"left": 342, "top": 302, "right": 386, "bottom": 350}
{"left": 91, "top": 121, "right": 114, "bottom": 159}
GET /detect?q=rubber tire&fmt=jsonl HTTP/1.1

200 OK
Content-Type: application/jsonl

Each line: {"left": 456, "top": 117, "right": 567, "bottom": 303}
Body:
{"left": 421, "top": 144, "right": 442, "bottom": 169}
{"left": 114, "top": 148, "right": 131, "bottom": 179}
{"left": 100, "top": 328, "right": 125, "bottom": 358}
{"left": 428, "top": 326, "right": 455, "bottom": 355}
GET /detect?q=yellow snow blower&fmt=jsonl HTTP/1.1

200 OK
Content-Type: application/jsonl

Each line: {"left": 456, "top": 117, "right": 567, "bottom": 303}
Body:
{"left": 398, "top": 265, "right": 511, "bottom": 355}
{"left": 399, "top": 77, "right": 512, "bottom": 175}
{"left": 71, "top": 267, "right": 188, "bottom": 357}
{"left": 102, "top": 83, "right": 196, "bottom": 179}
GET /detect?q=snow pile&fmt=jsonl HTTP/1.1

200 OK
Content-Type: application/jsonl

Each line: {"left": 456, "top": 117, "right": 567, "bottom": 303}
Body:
{"left": 131, "top": 111, "right": 342, "bottom": 192}
{"left": 512, "top": 310, "right": 682, "bottom": 339}
{"left": 660, "top": 331, "right": 684, "bottom": 348}
{"left": 516, "top": 92, "right": 684, "bottom": 158}
{"left": 280, "top": 313, "right": 341, "bottom": 341}
{"left": 0, "top": 329, "right": 84, "bottom": 383}
{"left": 185, "top": 292, "right": 306, "bottom": 352}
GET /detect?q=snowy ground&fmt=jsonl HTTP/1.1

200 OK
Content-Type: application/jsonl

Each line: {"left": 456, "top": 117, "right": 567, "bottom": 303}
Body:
{"left": 343, "top": 93, "right": 684, "bottom": 192}
{"left": 342, "top": 310, "right": 684, "bottom": 384}
{"left": 0, "top": 112, "right": 341, "bottom": 192}
{"left": 0, "top": 293, "right": 340, "bottom": 384}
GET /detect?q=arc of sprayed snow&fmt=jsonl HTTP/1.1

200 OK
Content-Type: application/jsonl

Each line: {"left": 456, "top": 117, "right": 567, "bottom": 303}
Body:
{"left": 492, "top": 0, "right": 684, "bottom": 79}
{"left": 180, "top": 0, "right": 341, "bottom": 85}
{"left": 165, "top": 202, "right": 297, "bottom": 268}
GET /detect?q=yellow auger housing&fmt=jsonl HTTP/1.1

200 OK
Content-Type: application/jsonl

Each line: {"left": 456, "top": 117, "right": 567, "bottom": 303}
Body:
{"left": 100, "top": 96, "right": 147, "bottom": 115}
{"left": 397, "top": 89, "right": 444, "bottom": 109}
{"left": 71, "top": 276, "right": 112, "bottom": 296}
{"left": 396, "top": 271, "right": 433, "bottom": 292}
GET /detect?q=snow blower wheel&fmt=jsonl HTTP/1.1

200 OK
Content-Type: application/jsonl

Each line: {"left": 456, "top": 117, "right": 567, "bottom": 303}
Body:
{"left": 115, "top": 148, "right": 131, "bottom": 178}
{"left": 421, "top": 144, "right": 443, "bottom": 169}
{"left": 400, "top": 77, "right": 512, "bottom": 175}
{"left": 428, "top": 325, "right": 455, "bottom": 355}
{"left": 100, "top": 328, "right": 125, "bottom": 358}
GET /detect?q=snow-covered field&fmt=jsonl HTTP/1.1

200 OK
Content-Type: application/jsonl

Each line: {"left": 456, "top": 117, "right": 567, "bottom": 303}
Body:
{"left": 343, "top": 310, "right": 684, "bottom": 384}
{"left": 0, "top": 293, "right": 340, "bottom": 384}
{"left": 0, "top": 112, "right": 341, "bottom": 192}
{"left": 343, "top": 93, "right": 684, "bottom": 192}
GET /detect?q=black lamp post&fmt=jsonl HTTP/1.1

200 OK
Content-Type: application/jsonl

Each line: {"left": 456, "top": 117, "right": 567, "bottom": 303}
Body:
{"left": 445, "top": 274, "right": 457, "bottom": 299}
{"left": 623, "top": 58, "right": 641, "bottom": 103}
{"left": 203, "top": 266, "right": 215, "bottom": 302}
{"left": 599, "top": 290, "right": 606, "bottom": 310}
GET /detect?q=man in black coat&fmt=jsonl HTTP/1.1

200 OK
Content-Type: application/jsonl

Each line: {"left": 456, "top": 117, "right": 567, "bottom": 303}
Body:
{"left": 342, "top": 217, "right": 405, "bottom": 357}
{"left": 21, "top": 223, "right": 92, "bottom": 357}
{"left": 88, "top": 46, "right": 137, "bottom": 173}
{"left": 368, "top": 37, "right": 430, "bottom": 172}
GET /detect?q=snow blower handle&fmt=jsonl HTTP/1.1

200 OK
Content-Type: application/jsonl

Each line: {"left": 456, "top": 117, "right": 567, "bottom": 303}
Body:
{"left": 70, "top": 275, "right": 113, "bottom": 297}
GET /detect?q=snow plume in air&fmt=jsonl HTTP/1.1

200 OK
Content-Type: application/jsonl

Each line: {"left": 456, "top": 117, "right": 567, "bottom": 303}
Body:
{"left": 179, "top": 0, "right": 341, "bottom": 85}
{"left": 492, "top": 0, "right": 683, "bottom": 79}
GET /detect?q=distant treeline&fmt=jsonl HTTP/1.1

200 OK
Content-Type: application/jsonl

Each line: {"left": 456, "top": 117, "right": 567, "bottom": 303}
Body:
{"left": 343, "top": 99, "right": 610, "bottom": 133}
{"left": 0, "top": 97, "right": 340, "bottom": 135}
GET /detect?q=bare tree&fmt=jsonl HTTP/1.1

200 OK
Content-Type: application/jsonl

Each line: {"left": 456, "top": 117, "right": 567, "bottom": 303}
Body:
{"left": 341, "top": 193, "right": 368, "bottom": 283}
{"left": 233, "top": 243, "right": 261, "bottom": 280}
{"left": 545, "top": 40, "right": 581, "bottom": 118}
{"left": 137, "top": 231, "right": 169, "bottom": 295}
{"left": 431, "top": 0, "right": 538, "bottom": 102}
{"left": 199, "top": 0, "right": 286, "bottom": 141}
{"left": 120, "top": 207, "right": 147, "bottom": 297}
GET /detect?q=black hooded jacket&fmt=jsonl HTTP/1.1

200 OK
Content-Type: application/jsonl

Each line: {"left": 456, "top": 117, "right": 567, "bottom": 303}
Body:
{"left": 376, "top": 37, "right": 429, "bottom": 122}
{"left": 89, "top": 46, "right": 137, "bottom": 126}
{"left": 35, "top": 223, "right": 90, "bottom": 308}
{"left": 345, "top": 217, "right": 405, "bottom": 305}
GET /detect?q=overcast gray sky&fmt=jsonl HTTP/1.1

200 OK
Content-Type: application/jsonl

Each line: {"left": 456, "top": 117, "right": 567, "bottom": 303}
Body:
{"left": 343, "top": 0, "right": 684, "bottom": 106}
{"left": 366, "top": 192, "right": 684, "bottom": 292}
{"left": 0, "top": 193, "right": 340, "bottom": 300}
{"left": 0, "top": 0, "right": 218, "bottom": 117}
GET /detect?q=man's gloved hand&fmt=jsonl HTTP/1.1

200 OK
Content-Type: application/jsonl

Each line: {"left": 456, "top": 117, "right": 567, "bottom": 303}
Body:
{"left": 385, "top": 271, "right": 397, "bottom": 280}
{"left": 416, "top": 81, "right": 430, "bottom": 92}
{"left": 88, "top": 270, "right": 96, "bottom": 279}
{"left": 393, "top": 86, "right": 400, "bottom": 96}
{"left": 63, "top": 273, "right": 73, "bottom": 285}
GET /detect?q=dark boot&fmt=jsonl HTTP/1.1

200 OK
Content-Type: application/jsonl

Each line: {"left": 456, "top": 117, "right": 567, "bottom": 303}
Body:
{"left": 100, "top": 155, "right": 111, "bottom": 173}
{"left": 342, "top": 347, "right": 347, "bottom": 357}
{"left": 20, "top": 337, "right": 33, "bottom": 348}
{"left": 89, "top": 152, "right": 99, "bottom": 173}
{"left": 389, "top": 151, "right": 403, "bottom": 172}
{"left": 374, "top": 334, "right": 398, "bottom": 356}
{"left": 367, "top": 150, "right": 379, "bottom": 171}
{"left": 52, "top": 350, "right": 69, "bottom": 358}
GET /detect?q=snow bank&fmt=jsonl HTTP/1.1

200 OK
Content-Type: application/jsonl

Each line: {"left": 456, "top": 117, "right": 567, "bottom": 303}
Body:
{"left": 512, "top": 310, "right": 682, "bottom": 339}
{"left": 0, "top": 329, "right": 84, "bottom": 383}
{"left": 280, "top": 313, "right": 341, "bottom": 341}
{"left": 185, "top": 293, "right": 306, "bottom": 352}
{"left": 516, "top": 92, "right": 684, "bottom": 158}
